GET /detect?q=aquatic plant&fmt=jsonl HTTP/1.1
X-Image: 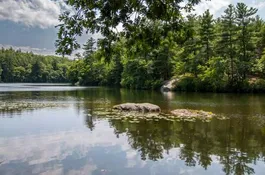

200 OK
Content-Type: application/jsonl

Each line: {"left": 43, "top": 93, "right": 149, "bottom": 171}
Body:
{"left": 0, "top": 102, "right": 68, "bottom": 113}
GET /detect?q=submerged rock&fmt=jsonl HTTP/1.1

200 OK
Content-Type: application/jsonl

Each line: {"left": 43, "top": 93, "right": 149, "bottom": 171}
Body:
{"left": 113, "top": 103, "right": 161, "bottom": 112}
{"left": 171, "top": 109, "right": 215, "bottom": 119}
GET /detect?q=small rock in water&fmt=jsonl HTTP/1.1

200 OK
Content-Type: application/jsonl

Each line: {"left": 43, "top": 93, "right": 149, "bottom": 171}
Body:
{"left": 113, "top": 103, "right": 161, "bottom": 112}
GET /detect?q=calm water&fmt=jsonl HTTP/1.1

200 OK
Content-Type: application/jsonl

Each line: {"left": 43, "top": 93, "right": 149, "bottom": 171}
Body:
{"left": 0, "top": 84, "right": 265, "bottom": 175}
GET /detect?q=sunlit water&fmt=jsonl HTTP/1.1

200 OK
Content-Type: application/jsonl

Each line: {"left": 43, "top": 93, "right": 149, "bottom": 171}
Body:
{"left": 0, "top": 84, "right": 265, "bottom": 175}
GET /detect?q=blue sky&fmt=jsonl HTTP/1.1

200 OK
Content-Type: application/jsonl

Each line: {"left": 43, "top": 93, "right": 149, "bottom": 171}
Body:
{"left": 0, "top": 0, "right": 265, "bottom": 57}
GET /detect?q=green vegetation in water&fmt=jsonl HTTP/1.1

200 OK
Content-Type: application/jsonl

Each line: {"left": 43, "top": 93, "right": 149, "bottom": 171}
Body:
{"left": 171, "top": 109, "right": 215, "bottom": 120}
{"left": 0, "top": 102, "right": 68, "bottom": 112}
{"left": 92, "top": 108, "right": 223, "bottom": 123}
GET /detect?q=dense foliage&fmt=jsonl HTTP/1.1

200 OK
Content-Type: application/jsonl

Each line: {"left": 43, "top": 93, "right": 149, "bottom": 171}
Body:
{"left": 55, "top": 0, "right": 200, "bottom": 56}
{"left": 56, "top": 2, "right": 265, "bottom": 92}
{"left": 0, "top": 48, "right": 71, "bottom": 83}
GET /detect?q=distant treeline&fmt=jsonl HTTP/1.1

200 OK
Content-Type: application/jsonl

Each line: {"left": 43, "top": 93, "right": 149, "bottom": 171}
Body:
{"left": 0, "top": 48, "right": 72, "bottom": 83}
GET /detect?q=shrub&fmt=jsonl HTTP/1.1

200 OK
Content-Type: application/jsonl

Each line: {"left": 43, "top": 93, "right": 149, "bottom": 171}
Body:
{"left": 250, "top": 78, "right": 265, "bottom": 92}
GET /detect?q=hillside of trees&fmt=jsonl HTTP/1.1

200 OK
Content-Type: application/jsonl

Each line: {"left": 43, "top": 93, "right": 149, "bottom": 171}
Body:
{"left": 0, "top": 48, "right": 71, "bottom": 83}
{"left": 55, "top": 1, "right": 265, "bottom": 92}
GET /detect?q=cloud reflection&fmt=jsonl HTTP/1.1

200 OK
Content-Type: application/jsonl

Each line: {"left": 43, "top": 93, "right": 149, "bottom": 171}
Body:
{"left": 0, "top": 119, "right": 224, "bottom": 175}
{"left": 0, "top": 121, "right": 130, "bottom": 174}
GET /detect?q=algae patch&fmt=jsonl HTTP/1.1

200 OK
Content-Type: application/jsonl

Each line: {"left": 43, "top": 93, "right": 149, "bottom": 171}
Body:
{"left": 171, "top": 109, "right": 215, "bottom": 120}
{"left": 0, "top": 102, "right": 68, "bottom": 112}
{"left": 91, "top": 106, "right": 226, "bottom": 123}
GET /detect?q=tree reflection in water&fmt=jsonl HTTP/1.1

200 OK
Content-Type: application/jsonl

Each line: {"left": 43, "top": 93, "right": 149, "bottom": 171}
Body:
{"left": 84, "top": 115, "right": 265, "bottom": 175}
{"left": 2, "top": 88, "right": 265, "bottom": 174}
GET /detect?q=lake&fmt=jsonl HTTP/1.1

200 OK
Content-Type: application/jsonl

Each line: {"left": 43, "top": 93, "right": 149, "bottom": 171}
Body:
{"left": 0, "top": 84, "right": 265, "bottom": 175}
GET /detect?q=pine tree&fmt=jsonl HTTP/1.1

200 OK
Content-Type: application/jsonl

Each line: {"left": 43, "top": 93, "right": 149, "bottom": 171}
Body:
{"left": 180, "top": 15, "right": 201, "bottom": 77}
{"left": 199, "top": 10, "right": 215, "bottom": 62}
{"left": 252, "top": 16, "right": 265, "bottom": 60}
{"left": 83, "top": 37, "right": 96, "bottom": 58}
{"left": 219, "top": 4, "right": 237, "bottom": 83}
{"left": 235, "top": 3, "right": 257, "bottom": 79}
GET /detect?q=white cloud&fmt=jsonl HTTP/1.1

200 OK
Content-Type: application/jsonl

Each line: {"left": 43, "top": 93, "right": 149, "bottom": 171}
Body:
{"left": 0, "top": 44, "right": 55, "bottom": 55}
{"left": 192, "top": 0, "right": 265, "bottom": 17}
{"left": 0, "top": 120, "right": 132, "bottom": 174}
{"left": 193, "top": 0, "right": 232, "bottom": 16}
{"left": 0, "top": 44, "right": 82, "bottom": 59}
{"left": 0, "top": 0, "right": 71, "bottom": 28}
{"left": 251, "top": 0, "right": 265, "bottom": 9}
{"left": 0, "top": 0, "right": 263, "bottom": 29}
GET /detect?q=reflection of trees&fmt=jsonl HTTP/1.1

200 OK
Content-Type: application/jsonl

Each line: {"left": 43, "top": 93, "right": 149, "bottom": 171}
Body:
{"left": 179, "top": 122, "right": 197, "bottom": 167}
{"left": 196, "top": 124, "right": 213, "bottom": 169}
{"left": 85, "top": 114, "right": 95, "bottom": 131}
{"left": 112, "top": 120, "right": 173, "bottom": 160}
{"left": 218, "top": 117, "right": 258, "bottom": 175}
{"left": 108, "top": 117, "right": 265, "bottom": 174}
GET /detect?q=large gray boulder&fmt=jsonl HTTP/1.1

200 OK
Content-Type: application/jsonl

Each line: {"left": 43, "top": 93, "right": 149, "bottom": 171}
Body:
{"left": 113, "top": 103, "right": 161, "bottom": 112}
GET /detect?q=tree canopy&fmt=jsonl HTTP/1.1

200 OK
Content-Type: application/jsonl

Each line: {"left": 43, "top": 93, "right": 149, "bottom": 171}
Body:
{"left": 55, "top": 0, "right": 201, "bottom": 56}
{"left": 54, "top": 2, "right": 265, "bottom": 92}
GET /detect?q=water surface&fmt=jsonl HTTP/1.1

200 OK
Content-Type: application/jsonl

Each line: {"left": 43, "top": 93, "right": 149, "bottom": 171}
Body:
{"left": 0, "top": 84, "right": 265, "bottom": 175}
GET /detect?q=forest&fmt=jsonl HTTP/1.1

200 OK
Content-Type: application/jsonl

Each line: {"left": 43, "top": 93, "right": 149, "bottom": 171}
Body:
{"left": 0, "top": 48, "right": 71, "bottom": 83}
{"left": 3, "top": 1, "right": 265, "bottom": 92}
{"left": 55, "top": 1, "right": 265, "bottom": 92}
